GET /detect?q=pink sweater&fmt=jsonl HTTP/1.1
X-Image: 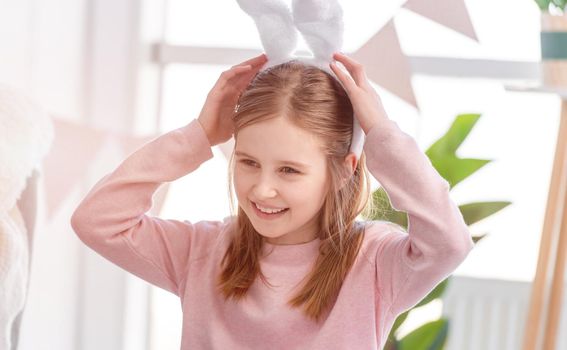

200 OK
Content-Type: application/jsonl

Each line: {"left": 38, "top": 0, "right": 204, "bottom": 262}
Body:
{"left": 70, "top": 117, "right": 474, "bottom": 349}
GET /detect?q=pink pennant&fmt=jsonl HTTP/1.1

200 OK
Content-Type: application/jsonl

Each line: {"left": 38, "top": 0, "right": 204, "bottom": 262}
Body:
{"left": 352, "top": 19, "right": 419, "bottom": 109}
{"left": 43, "top": 118, "right": 105, "bottom": 220}
{"left": 404, "top": 0, "right": 478, "bottom": 41}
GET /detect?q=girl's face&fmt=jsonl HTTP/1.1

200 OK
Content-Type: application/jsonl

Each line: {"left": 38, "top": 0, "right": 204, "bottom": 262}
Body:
{"left": 233, "top": 116, "right": 330, "bottom": 245}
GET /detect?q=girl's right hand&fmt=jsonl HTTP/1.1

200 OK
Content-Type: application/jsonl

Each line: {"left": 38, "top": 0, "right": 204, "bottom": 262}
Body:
{"left": 197, "top": 53, "right": 268, "bottom": 146}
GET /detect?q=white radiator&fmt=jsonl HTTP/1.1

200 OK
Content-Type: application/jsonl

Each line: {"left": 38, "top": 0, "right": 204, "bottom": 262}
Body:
{"left": 441, "top": 275, "right": 567, "bottom": 350}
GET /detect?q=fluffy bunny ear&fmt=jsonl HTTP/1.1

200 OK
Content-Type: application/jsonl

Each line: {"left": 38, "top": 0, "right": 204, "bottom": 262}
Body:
{"left": 236, "top": 0, "right": 298, "bottom": 68}
{"left": 291, "top": 0, "right": 344, "bottom": 63}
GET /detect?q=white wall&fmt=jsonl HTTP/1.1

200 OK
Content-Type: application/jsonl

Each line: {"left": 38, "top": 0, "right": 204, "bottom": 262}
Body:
{"left": 0, "top": 0, "right": 87, "bottom": 121}
{"left": 1, "top": 0, "right": 87, "bottom": 349}
{"left": 1, "top": 0, "right": 161, "bottom": 348}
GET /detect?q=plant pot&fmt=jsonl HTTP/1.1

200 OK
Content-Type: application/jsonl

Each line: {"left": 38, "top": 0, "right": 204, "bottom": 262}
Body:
{"left": 540, "top": 12, "right": 567, "bottom": 88}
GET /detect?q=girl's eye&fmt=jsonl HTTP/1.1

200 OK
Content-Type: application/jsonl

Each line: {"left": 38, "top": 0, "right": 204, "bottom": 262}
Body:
{"left": 281, "top": 167, "right": 299, "bottom": 174}
{"left": 239, "top": 160, "right": 299, "bottom": 174}
{"left": 240, "top": 159, "right": 257, "bottom": 167}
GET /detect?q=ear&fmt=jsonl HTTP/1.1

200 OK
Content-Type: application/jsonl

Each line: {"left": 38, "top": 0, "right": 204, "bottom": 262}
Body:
{"left": 339, "top": 152, "right": 358, "bottom": 189}
{"left": 344, "top": 152, "right": 357, "bottom": 174}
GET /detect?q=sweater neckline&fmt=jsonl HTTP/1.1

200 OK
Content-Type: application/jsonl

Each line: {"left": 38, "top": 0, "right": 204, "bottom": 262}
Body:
{"left": 261, "top": 237, "right": 322, "bottom": 265}
{"left": 263, "top": 236, "right": 321, "bottom": 247}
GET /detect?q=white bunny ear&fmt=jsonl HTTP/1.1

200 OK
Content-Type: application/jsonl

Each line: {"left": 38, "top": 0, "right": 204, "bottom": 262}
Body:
{"left": 291, "top": 0, "right": 344, "bottom": 62}
{"left": 236, "top": 0, "right": 298, "bottom": 67}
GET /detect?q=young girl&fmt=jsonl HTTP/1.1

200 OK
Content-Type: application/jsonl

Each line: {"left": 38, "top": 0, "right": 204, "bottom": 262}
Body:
{"left": 71, "top": 52, "right": 474, "bottom": 349}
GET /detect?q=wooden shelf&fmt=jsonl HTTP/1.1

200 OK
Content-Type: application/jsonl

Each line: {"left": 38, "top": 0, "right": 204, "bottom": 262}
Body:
{"left": 518, "top": 87, "right": 567, "bottom": 350}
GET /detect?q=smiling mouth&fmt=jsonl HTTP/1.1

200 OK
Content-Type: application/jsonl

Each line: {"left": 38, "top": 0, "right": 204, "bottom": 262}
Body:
{"left": 251, "top": 201, "right": 289, "bottom": 217}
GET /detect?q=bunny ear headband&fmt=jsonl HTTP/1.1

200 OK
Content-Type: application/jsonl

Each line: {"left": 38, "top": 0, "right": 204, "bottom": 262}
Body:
{"left": 235, "top": 0, "right": 365, "bottom": 159}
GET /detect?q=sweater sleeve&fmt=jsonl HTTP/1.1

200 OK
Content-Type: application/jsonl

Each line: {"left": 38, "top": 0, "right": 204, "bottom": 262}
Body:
{"left": 70, "top": 119, "right": 222, "bottom": 296}
{"left": 363, "top": 118, "right": 474, "bottom": 316}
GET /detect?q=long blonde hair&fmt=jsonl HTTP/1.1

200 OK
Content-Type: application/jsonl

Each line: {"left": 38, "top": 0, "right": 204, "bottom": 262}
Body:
{"left": 217, "top": 60, "right": 375, "bottom": 322}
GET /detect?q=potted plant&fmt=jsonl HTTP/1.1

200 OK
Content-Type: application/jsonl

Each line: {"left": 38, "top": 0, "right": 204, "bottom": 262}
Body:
{"left": 364, "top": 113, "right": 511, "bottom": 349}
{"left": 534, "top": 0, "right": 567, "bottom": 88}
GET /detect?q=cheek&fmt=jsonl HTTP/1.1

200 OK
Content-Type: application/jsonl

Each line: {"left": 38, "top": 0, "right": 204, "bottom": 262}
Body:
{"left": 310, "top": 179, "right": 330, "bottom": 208}
{"left": 288, "top": 177, "right": 328, "bottom": 204}
{"left": 233, "top": 170, "right": 247, "bottom": 197}
{"left": 233, "top": 169, "right": 257, "bottom": 203}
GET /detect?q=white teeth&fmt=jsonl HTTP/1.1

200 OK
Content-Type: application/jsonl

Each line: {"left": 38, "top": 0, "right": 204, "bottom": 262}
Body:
{"left": 255, "top": 202, "right": 287, "bottom": 214}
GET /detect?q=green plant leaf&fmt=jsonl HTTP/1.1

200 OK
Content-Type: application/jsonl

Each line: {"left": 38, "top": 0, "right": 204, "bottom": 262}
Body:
{"left": 472, "top": 233, "right": 486, "bottom": 244}
{"left": 551, "top": 0, "right": 566, "bottom": 10}
{"left": 368, "top": 188, "right": 408, "bottom": 229}
{"left": 430, "top": 157, "right": 491, "bottom": 189}
{"left": 383, "top": 336, "right": 400, "bottom": 350}
{"left": 426, "top": 114, "right": 481, "bottom": 158}
{"left": 398, "top": 319, "right": 449, "bottom": 350}
{"left": 425, "top": 114, "right": 492, "bottom": 188}
{"left": 535, "top": 0, "right": 551, "bottom": 10}
{"left": 390, "top": 310, "right": 410, "bottom": 338}
{"left": 459, "top": 201, "right": 512, "bottom": 226}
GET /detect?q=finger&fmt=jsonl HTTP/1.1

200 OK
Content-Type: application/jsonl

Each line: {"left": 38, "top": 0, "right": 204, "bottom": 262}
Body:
{"left": 228, "top": 54, "right": 265, "bottom": 80}
{"left": 223, "top": 65, "right": 252, "bottom": 80}
{"left": 216, "top": 65, "right": 252, "bottom": 92}
{"left": 231, "top": 55, "right": 267, "bottom": 90}
{"left": 332, "top": 52, "right": 368, "bottom": 88}
{"left": 223, "top": 65, "right": 261, "bottom": 96}
{"left": 236, "top": 53, "right": 268, "bottom": 68}
{"left": 232, "top": 66, "right": 259, "bottom": 90}
{"left": 223, "top": 55, "right": 266, "bottom": 93}
{"left": 330, "top": 61, "right": 357, "bottom": 94}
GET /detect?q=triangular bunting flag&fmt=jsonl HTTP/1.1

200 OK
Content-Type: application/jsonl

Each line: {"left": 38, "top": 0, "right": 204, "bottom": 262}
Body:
{"left": 352, "top": 19, "right": 419, "bottom": 109}
{"left": 43, "top": 117, "right": 106, "bottom": 220}
{"left": 403, "top": 0, "right": 478, "bottom": 41}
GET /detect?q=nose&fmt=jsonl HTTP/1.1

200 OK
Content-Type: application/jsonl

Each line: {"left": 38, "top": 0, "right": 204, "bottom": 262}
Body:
{"left": 253, "top": 172, "right": 278, "bottom": 199}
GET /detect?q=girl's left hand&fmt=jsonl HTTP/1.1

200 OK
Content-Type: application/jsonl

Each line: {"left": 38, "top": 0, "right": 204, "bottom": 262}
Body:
{"left": 329, "top": 52, "right": 389, "bottom": 134}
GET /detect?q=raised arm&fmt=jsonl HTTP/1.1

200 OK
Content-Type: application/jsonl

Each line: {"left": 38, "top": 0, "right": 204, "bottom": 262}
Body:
{"left": 71, "top": 54, "right": 268, "bottom": 296}
{"left": 364, "top": 118, "right": 474, "bottom": 316}
{"left": 70, "top": 119, "right": 222, "bottom": 296}
{"left": 329, "top": 51, "right": 473, "bottom": 316}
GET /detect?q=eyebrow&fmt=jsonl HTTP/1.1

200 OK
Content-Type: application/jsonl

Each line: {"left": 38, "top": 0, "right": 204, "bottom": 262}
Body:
{"left": 234, "top": 151, "right": 310, "bottom": 169}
